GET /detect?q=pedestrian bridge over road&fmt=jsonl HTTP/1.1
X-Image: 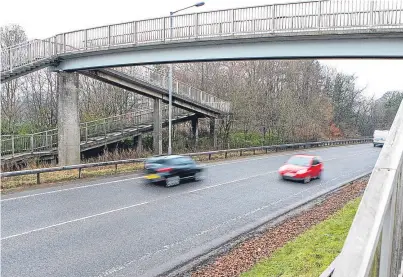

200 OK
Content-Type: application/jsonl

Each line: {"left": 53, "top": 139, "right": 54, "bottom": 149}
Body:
{"left": 1, "top": 0, "right": 403, "bottom": 82}
{"left": 0, "top": 106, "right": 199, "bottom": 166}
{"left": 0, "top": 63, "right": 227, "bottom": 165}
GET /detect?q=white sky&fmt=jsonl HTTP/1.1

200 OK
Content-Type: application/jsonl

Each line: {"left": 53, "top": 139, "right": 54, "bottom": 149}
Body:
{"left": 1, "top": 0, "right": 402, "bottom": 98}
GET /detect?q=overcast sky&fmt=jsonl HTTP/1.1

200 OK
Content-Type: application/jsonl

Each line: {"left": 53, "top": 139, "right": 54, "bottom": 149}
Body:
{"left": 2, "top": 0, "right": 402, "bottom": 98}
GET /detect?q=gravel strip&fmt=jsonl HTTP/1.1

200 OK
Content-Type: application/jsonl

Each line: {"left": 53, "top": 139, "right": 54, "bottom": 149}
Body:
{"left": 190, "top": 177, "right": 368, "bottom": 277}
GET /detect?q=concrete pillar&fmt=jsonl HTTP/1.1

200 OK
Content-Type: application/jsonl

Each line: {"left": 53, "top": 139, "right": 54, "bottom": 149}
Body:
{"left": 153, "top": 98, "right": 162, "bottom": 155}
{"left": 210, "top": 118, "right": 218, "bottom": 149}
{"left": 135, "top": 134, "right": 142, "bottom": 153}
{"left": 57, "top": 72, "right": 80, "bottom": 166}
{"left": 191, "top": 116, "right": 199, "bottom": 147}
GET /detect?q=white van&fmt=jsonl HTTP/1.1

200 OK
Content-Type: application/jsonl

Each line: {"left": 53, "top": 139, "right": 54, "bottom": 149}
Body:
{"left": 373, "top": 130, "right": 389, "bottom": 147}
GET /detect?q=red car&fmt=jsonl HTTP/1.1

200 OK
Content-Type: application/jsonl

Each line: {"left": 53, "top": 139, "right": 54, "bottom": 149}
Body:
{"left": 278, "top": 154, "right": 323, "bottom": 183}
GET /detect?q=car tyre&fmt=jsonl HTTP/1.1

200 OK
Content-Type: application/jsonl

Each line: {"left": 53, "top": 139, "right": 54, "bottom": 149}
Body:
{"left": 193, "top": 171, "right": 203, "bottom": 182}
{"left": 166, "top": 176, "right": 180, "bottom": 187}
{"left": 303, "top": 175, "right": 311, "bottom": 184}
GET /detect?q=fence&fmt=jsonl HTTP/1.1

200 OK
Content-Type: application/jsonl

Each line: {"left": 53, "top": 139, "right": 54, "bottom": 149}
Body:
{"left": 0, "top": 138, "right": 372, "bottom": 184}
{"left": 1, "top": 106, "right": 191, "bottom": 157}
{"left": 321, "top": 100, "right": 403, "bottom": 277}
{"left": 2, "top": 0, "right": 403, "bottom": 75}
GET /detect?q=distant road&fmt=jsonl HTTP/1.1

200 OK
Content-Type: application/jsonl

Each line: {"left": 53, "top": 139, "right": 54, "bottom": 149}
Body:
{"left": 1, "top": 143, "right": 380, "bottom": 277}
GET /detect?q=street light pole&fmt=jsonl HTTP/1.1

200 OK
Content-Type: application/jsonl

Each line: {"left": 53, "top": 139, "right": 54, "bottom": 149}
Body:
{"left": 168, "top": 14, "right": 173, "bottom": 155}
{"left": 168, "top": 2, "right": 205, "bottom": 155}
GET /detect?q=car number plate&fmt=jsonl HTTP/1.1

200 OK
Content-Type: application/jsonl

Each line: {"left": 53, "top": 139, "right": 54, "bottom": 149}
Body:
{"left": 284, "top": 173, "right": 294, "bottom": 177}
{"left": 145, "top": 174, "right": 160, "bottom": 180}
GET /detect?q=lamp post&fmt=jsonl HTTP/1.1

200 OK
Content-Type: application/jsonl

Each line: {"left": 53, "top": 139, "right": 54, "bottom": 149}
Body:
{"left": 168, "top": 2, "right": 205, "bottom": 155}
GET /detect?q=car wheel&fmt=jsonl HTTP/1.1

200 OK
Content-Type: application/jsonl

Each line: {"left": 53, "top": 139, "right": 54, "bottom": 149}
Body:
{"left": 193, "top": 172, "right": 203, "bottom": 182}
{"left": 166, "top": 176, "right": 180, "bottom": 187}
{"left": 303, "top": 176, "right": 311, "bottom": 184}
{"left": 317, "top": 171, "right": 322, "bottom": 179}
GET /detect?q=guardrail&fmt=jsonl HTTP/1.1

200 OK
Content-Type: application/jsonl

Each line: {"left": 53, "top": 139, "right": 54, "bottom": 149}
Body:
{"left": 1, "top": 0, "right": 403, "bottom": 76}
{"left": 321, "top": 101, "right": 403, "bottom": 277}
{"left": 0, "top": 138, "right": 372, "bottom": 184}
{"left": 1, "top": 105, "right": 190, "bottom": 157}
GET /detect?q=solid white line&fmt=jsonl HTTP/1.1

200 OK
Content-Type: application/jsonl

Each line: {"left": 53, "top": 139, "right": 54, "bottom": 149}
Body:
{"left": 1, "top": 200, "right": 149, "bottom": 240}
{"left": 1, "top": 171, "right": 275, "bottom": 240}
{"left": 1, "top": 176, "right": 142, "bottom": 202}
{"left": 95, "top": 167, "right": 374, "bottom": 277}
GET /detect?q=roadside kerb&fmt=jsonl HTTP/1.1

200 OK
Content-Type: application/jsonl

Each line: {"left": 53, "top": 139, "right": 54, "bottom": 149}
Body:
{"left": 147, "top": 172, "right": 371, "bottom": 277}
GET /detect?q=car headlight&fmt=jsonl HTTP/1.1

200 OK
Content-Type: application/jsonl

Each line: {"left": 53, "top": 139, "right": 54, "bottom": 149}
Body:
{"left": 297, "top": 169, "right": 307, "bottom": 174}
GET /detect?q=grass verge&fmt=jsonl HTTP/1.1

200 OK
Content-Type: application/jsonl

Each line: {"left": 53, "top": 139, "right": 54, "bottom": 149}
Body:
{"left": 241, "top": 197, "right": 361, "bottom": 277}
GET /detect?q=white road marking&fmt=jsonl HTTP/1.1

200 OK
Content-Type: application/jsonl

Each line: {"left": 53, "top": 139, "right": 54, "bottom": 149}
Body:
{"left": 1, "top": 200, "right": 149, "bottom": 241}
{"left": 95, "top": 166, "right": 373, "bottom": 277}
{"left": 1, "top": 144, "right": 373, "bottom": 202}
{"left": 203, "top": 144, "right": 372, "bottom": 168}
{"left": 1, "top": 171, "right": 275, "bottom": 240}
{"left": 1, "top": 176, "right": 142, "bottom": 202}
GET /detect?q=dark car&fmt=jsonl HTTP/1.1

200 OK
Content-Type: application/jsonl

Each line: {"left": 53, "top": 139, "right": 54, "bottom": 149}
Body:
{"left": 143, "top": 155, "right": 204, "bottom": 187}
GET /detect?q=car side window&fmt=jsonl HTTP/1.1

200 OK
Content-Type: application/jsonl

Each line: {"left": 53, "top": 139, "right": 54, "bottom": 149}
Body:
{"left": 312, "top": 158, "right": 320, "bottom": 165}
{"left": 171, "top": 157, "right": 193, "bottom": 165}
{"left": 183, "top": 157, "right": 195, "bottom": 165}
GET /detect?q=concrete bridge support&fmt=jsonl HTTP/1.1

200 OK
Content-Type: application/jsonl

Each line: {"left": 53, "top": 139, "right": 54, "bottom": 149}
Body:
{"left": 191, "top": 116, "right": 199, "bottom": 148}
{"left": 57, "top": 72, "right": 81, "bottom": 166}
{"left": 210, "top": 118, "right": 218, "bottom": 149}
{"left": 133, "top": 134, "right": 142, "bottom": 153}
{"left": 153, "top": 99, "right": 162, "bottom": 155}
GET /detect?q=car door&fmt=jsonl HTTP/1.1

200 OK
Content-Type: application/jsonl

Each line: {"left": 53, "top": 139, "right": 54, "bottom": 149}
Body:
{"left": 186, "top": 158, "right": 198, "bottom": 176}
{"left": 172, "top": 157, "right": 192, "bottom": 178}
{"left": 311, "top": 158, "right": 321, "bottom": 177}
{"left": 182, "top": 157, "right": 196, "bottom": 178}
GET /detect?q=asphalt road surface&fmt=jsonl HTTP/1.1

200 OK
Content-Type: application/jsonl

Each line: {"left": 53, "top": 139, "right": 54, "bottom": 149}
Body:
{"left": 1, "top": 143, "right": 381, "bottom": 277}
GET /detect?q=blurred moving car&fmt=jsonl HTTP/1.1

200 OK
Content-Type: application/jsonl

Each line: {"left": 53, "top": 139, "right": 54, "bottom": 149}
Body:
{"left": 278, "top": 154, "right": 323, "bottom": 183}
{"left": 373, "top": 129, "right": 389, "bottom": 147}
{"left": 144, "top": 155, "right": 204, "bottom": 187}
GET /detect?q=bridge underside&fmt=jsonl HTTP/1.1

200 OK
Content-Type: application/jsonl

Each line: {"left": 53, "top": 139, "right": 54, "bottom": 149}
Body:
{"left": 54, "top": 31, "right": 403, "bottom": 72}
{"left": 79, "top": 69, "right": 223, "bottom": 118}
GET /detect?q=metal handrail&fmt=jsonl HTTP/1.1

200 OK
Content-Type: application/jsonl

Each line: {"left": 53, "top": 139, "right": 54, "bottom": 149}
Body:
{"left": 113, "top": 66, "right": 231, "bottom": 113}
{"left": 322, "top": 100, "right": 403, "bottom": 277}
{"left": 1, "top": 0, "right": 402, "bottom": 75}
{"left": 0, "top": 138, "right": 372, "bottom": 183}
{"left": 1, "top": 105, "right": 191, "bottom": 157}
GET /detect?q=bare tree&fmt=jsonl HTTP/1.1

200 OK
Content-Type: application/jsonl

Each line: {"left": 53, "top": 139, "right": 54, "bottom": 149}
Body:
{"left": 1, "top": 24, "right": 27, "bottom": 134}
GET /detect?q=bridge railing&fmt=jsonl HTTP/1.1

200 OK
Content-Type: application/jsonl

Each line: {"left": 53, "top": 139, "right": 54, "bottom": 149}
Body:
{"left": 1, "top": 106, "right": 191, "bottom": 158}
{"left": 321, "top": 100, "right": 403, "bottom": 277}
{"left": 80, "top": 105, "right": 190, "bottom": 143}
{"left": 114, "top": 66, "right": 231, "bottom": 113}
{"left": 2, "top": 0, "right": 403, "bottom": 75}
{"left": 1, "top": 129, "right": 59, "bottom": 157}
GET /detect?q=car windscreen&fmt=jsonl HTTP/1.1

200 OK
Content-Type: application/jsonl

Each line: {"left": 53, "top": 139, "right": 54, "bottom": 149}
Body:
{"left": 287, "top": 156, "right": 311, "bottom": 167}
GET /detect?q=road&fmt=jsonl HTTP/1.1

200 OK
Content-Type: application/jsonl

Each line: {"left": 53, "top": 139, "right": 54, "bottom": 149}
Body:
{"left": 1, "top": 143, "right": 381, "bottom": 277}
